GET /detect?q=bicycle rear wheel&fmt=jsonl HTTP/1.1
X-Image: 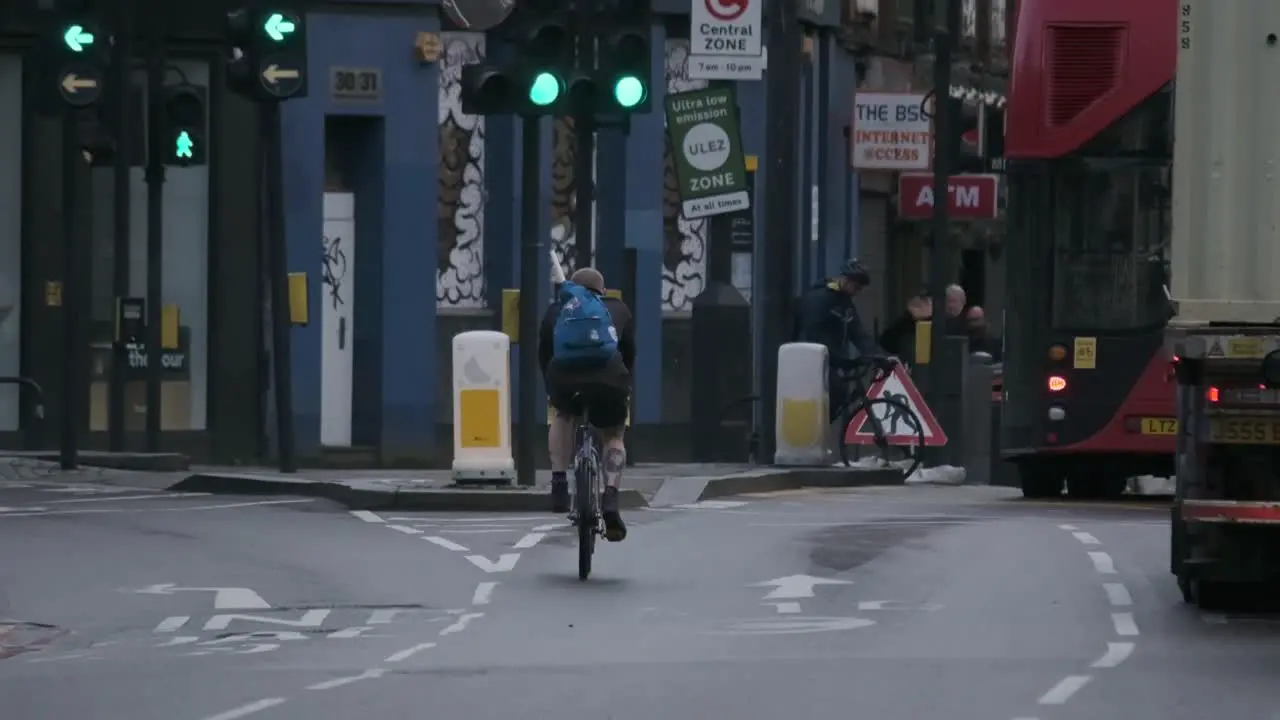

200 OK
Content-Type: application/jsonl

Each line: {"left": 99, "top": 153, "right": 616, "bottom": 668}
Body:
{"left": 839, "top": 397, "right": 925, "bottom": 478}
{"left": 575, "top": 459, "right": 595, "bottom": 580}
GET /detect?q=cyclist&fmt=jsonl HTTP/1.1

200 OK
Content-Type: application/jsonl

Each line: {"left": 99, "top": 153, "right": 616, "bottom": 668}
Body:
{"left": 538, "top": 267, "right": 635, "bottom": 542}
{"left": 794, "top": 258, "right": 896, "bottom": 420}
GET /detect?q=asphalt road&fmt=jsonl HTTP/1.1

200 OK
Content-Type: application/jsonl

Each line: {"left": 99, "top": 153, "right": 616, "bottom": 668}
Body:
{"left": 2, "top": 479, "right": 1278, "bottom": 719}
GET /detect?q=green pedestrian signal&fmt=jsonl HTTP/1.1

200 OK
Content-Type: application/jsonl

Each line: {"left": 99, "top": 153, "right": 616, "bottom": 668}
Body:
{"left": 63, "top": 25, "right": 95, "bottom": 53}
{"left": 175, "top": 131, "right": 195, "bottom": 159}
{"left": 613, "top": 76, "right": 645, "bottom": 109}
{"left": 263, "top": 13, "right": 297, "bottom": 42}
{"left": 528, "top": 72, "right": 561, "bottom": 106}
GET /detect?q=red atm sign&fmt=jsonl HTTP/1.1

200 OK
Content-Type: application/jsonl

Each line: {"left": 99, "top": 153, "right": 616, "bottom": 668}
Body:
{"left": 897, "top": 173, "right": 999, "bottom": 220}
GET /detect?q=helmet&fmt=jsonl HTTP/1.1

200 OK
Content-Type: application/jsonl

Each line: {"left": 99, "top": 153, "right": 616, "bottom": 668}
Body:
{"left": 838, "top": 258, "right": 871, "bottom": 285}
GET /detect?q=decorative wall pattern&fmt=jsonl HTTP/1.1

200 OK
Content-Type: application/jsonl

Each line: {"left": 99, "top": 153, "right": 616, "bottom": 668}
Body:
{"left": 437, "top": 32, "right": 487, "bottom": 308}
{"left": 662, "top": 39, "right": 709, "bottom": 312}
{"left": 550, "top": 118, "right": 580, "bottom": 272}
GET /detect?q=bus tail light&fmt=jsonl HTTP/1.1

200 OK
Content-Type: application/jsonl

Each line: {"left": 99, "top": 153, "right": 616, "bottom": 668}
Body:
{"left": 1206, "top": 386, "right": 1220, "bottom": 403}
{"left": 1047, "top": 375, "right": 1067, "bottom": 392}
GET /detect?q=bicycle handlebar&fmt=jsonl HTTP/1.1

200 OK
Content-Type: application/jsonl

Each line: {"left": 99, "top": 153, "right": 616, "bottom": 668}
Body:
{"left": 831, "top": 355, "right": 898, "bottom": 384}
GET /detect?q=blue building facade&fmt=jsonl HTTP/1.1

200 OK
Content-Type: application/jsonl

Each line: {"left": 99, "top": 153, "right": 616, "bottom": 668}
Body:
{"left": 277, "top": 1, "right": 870, "bottom": 462}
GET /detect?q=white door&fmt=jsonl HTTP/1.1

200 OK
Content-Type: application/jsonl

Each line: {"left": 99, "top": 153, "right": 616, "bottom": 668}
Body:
{"left": 320, "top": 192, "right": 355, "bottom": 447}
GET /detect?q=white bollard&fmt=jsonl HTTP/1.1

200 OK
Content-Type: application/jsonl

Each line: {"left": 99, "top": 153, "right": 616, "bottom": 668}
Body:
{"left": 451, "top": 330, "right": 515, "bottom": 484}
{"left": 774, "top": 342, "right": 829, "bottom": 466}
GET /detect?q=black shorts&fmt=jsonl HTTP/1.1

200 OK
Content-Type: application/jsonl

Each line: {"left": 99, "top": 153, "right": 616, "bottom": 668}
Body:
{"left": 546, "top": 357, "right": 631, "bottom": 430}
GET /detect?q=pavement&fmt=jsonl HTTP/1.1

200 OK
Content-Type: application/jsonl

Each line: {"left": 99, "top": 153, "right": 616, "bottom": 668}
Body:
{"left": 4, "top": 467, "right": 1275, "bottom": 719}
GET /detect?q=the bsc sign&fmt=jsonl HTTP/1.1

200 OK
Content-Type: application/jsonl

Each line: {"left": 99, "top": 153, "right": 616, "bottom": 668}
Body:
{"left": 844, "top": 365, "right": 948, "bottom": 446}
{"left": 897, "top": 173, "right": 999, "bottom": 220}
{"left": 851, "top": 92, "right": 932, "bottom": 171}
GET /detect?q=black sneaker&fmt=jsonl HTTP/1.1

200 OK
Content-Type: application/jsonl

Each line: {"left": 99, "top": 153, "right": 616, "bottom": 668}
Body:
{"left": 550, "top": 479, "right": 570, "bottom": 514}
{"left": 601, "top": 487, "right": 627, "bottom": 542}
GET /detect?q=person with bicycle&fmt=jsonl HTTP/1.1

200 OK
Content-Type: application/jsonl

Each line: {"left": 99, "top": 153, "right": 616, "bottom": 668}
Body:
{"left": 538, "top": 267, "right": 634, "bottom": 543}
{"left": 794, "top": 258, "right": 898, "bottom": 421}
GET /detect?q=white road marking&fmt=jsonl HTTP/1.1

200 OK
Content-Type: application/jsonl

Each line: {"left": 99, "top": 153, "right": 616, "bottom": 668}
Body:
{"left": 1103, "top": 583, "right": 1132, "bottom": 606}
{"left": 390, "top": 515, "right": 545, "bottom": 523}
{"left": 466, "top": 553, "right": 520, "bottom": 573}
{"left": 1088, "top": 551, "right": 1116, "bottom": 574}
{"left": 769, "top": 602, "right": 802, "bottom": 614}
{"left": 1038, "top": 675, "right": 1091, "bottom": 705}
{"left": 384, "top": 642, "right": 436, "bottom": 663}
{"left": 350, "top": 510, "right": 385, "bottom": 523}
{"left": 0, "top": 498, "right": 314, "bottom": 517}
{"left": 532, "top": 523, "right": 567, "bottom": 532}
{"left": 327, "top": 626, "right": 381, "bottom": 639}
{"left": 46, "top": 492, "right": 209, "bottom": 504}
{"left": 306, "top": 669, "right": 386, "bottom": 690}
{"left": 472, "top": 581, "right": 497, "bottom": 606}
{"left": 1091, "top": 641, "right": 1135, "bottom": 668}
{"left": 1111, "top": 612, "right": 1139, "bottom": 636}
{"left": 440, "top": 612, "right": 483, "bottom": 636}
{"left": 1058, "top": 524, "right": 1078, "bottom": 531}
{"left": 423, "top": 536, "right": 470, "bottom": 552}
{"left": 1071, "top": 531, "right": 1101, "bottom": 545}
{"left": 440, "top": 528, "right": 515, "bottom": 535}
{"left": 367, "top": 609, "right": 400, "bottom": 624}
{"left": 389, "top": 525, "right": 423, "bottom": 535}
{"left": 201, "top": 698, "right": 288, "bottom": 720}
{"left": 513, "top": 532, "right": 546, "bottom": 549}
{"left": 153, "top": 616, "right": 189, "bottom": 632}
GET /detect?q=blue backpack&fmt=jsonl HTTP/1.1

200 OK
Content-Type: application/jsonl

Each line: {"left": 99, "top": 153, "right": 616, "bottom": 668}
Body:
{"left": 552, "top": 281, "right": 618, "bottom": 365}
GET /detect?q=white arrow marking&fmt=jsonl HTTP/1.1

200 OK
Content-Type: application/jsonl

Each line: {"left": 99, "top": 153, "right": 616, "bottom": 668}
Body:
{"left": 440, "top": 612, "right": 483, "bottom": 635}
{"left": 750, "top": 574, "right": 852, "bottom": 600}
{"left": 472, "top": 581, "right": 497, "bottom": 606}
{"left": 513, "top": 532, "right": 545, "bottom": 549}
{"left": 203, "top": 609, "right": 329, "bottom": 631}
{"left": 261, "top": 64, "right": 301, "bottom": 84}
{"left": 131, "top": 583, "right": 270, "bottom": 610}
{"left": 466, "top": 554, "right": 520, "bottom": 573}
{"left": 153, "top": 616, "right": 189, "bottom": 632}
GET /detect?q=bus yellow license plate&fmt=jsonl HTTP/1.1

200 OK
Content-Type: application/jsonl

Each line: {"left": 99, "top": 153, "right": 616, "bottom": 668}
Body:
{"left": 1209, "top": 418, "right": 1280, "bottom": 444}
{"left": 1140, "top": 418, "right": 1177, "bottom": 435}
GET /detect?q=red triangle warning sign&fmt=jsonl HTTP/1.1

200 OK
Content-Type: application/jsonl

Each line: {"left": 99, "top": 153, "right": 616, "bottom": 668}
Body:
{"left": 842, "top": 365, "right": 948, "bottom": 447}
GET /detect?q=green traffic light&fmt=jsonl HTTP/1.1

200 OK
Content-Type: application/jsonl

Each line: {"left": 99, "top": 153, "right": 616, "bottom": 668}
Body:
{"left": 613, "top": 75, "right": 645, "bottom": 109}
{"left": 529, "top": 72, "right": 561, "bottom": 106}
{"left": 63, "top": 25, "right": 95, "bottom": 53}
{"left": 263, "top": 12, "right": 297, "bottom": 42}
{"left": 175, "top": 131, "right": 194, "bottom": 160}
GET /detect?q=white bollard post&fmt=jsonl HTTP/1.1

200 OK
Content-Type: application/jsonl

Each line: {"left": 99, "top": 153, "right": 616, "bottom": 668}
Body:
{"left": 451, "top": 330, "right": 515, "bottom": 485}
{"left": 774, "top": 342, "right": 829, "bottom": 466}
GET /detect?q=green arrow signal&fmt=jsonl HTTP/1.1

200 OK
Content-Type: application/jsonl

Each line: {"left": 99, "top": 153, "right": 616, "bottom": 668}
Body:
{"left": 263, "top": 13, "right": 297, "bottom": 42}
{"left": 63, "top": 25, "right": 95, "bottom": 53}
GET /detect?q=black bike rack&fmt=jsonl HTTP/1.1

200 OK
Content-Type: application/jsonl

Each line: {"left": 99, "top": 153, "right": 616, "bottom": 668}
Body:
{"left": 0, "top": 376, "right": 47, "bottom": 450}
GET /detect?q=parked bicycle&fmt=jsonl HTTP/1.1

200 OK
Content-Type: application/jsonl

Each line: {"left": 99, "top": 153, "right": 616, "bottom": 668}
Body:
{"left": 567, "top": 396, "right": 604, "bottom": 580}
{"left": 832, "top": 356, "right": 925, "bottom": 477}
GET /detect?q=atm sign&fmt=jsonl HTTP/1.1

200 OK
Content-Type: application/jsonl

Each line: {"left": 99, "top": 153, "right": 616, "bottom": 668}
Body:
{"left": 897, "top": 173, "right": 1000, "bottom": 220}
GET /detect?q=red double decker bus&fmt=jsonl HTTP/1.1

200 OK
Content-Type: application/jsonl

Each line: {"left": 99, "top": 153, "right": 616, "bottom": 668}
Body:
{"left": 1002, "top": 0, "right": 1176, "bottom": 498}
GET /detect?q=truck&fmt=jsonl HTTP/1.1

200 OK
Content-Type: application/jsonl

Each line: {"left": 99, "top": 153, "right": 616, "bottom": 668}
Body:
{"left": 1003, "top": 0, "right": 1176, "bottom": 499}
{"left": 1167, "top": 0, "right": 1280, "bottom": 608}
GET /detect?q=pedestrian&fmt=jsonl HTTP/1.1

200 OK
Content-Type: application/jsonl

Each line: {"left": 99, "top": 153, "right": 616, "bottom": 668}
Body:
{"left": 878, "top": 284, "right": 970, "bottom": 357}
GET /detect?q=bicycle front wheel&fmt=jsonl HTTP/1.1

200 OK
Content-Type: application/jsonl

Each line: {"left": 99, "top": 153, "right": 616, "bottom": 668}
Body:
{"left": 839, "top": 397, "right": 925, "bottom": 478}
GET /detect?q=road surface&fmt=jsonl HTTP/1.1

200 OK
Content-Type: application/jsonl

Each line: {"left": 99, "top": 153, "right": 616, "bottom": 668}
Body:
{"left": 1, "top": 478, "right": 1276, "bottom": 719}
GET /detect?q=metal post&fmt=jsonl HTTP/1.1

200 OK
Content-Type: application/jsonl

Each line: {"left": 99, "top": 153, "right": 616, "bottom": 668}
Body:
{"left": 59, "top": 112, "right": 80, "bottom": 471}
{"left": 799, "top": 54, "right": 814, "bottom": 286}
{"left": 926, "top": 0, "right": 959, "bottom": 414}
{"left": 108, "top": 1, "right": 132, "bottom": 451}
{"left": 572, "top": 3, "right": 596, "bottom": 271}
{"left": 843, "top": 126, "right": 853, "bottom": 257}
{"left": 144, "top": 39, "right": 165, "bottom": 451}
{"left": 756, "top": 0, "right": 802, "bottom": 463}
{"left": 516, "top": 117, "right": 542, "bottom": 487}
{"left": 263, "top": 103, "right": 297, "bottom": 473}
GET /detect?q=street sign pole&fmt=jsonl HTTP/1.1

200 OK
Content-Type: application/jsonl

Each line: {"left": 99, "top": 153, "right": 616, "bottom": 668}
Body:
{"left": 926, "top": 0, "right": 960, "bottom": 421}
{"left": 108, "top": 0, "right": 132, "bottom": 452}
{"left": 144, "top": 29, "right": 165, "bottom": 452}
{"left": 757, "top": 0, "right": 802, "bottom": 464}
{"left": 263, "top": 100, "right": 298, "bottom": 474}
{"left": 59, "top": 108, "right": 81, "bottom": 470}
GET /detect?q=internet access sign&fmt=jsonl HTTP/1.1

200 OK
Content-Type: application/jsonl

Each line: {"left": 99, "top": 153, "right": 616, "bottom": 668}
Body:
{"left": 665, "top": 85, "right": 750, "bottom": 219}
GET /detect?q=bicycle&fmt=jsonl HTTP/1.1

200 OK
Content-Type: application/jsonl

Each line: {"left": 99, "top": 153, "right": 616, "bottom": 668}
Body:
{"left": 833, "top": 356, "right": 926, "bottom": 478}
{"left": 567, "top": 397, "right": 604, "bottom": 581}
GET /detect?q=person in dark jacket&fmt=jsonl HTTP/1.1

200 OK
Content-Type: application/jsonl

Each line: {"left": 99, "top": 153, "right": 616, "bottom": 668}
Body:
{"left": 794, "top": 258, "right": 892, "bottom": 420}
{"left": 879, "top": 284, "right": 972, "bottom": 357}
{"left": 538, "top": 267, "right": 635, "bottom": 541}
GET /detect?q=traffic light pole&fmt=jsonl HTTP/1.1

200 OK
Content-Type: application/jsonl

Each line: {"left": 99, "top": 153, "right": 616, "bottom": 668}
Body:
{"left": 572, "top": 5, "right": 595, "bottom": 269}
{"left": 756, "top": 0, "right": 803, "bottom": 464}
{"left": 516, "top": 117, "right": 542, "bottom": 488}
{"left": 108, "top": 2, "right": 132, "bottom": 451}
{"left": 925, "top": 0, "right": 959, "bottom": 421}
{"left": 144, "top": 37, "right": 165, "bottom": 452}
{"left": 59, "top": 111, "right": 83, "bottom": 470}
{"left": 263, "top": 103, "right": 298, "bottom": 473}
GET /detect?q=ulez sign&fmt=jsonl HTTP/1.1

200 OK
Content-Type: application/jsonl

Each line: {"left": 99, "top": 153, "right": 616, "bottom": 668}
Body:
{"left": 896, "top": 173, "right": 1000, "bottom": 220}
{"left": 665, "top": 84, "right": 750, "bottom": 219}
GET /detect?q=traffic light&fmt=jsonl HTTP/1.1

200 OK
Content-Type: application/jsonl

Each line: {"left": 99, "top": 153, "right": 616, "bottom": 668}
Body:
{"left": 160, "top": 84, "right": 207, "bottom": 167}
{"left": 29, "top": 15, "right": 111, "bottom": 115}
{"left": 512, "top": 0, "right": 572, "bottom": 114}
{"left": 226, "top": 6, "right": 309, "bottom": 102}
{"left": 598, "top": 0, "right": 652, "bottom": 114}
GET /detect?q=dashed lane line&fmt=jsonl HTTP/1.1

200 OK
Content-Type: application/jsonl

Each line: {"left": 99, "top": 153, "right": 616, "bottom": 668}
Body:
{"left": 1038, "top": 675, "right": 1092, "bottom": 705}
